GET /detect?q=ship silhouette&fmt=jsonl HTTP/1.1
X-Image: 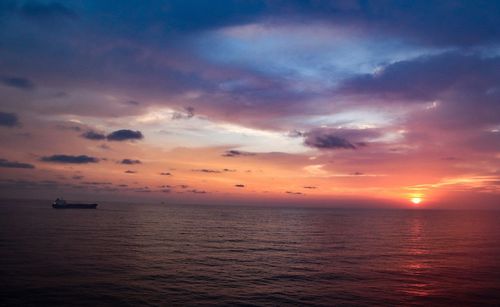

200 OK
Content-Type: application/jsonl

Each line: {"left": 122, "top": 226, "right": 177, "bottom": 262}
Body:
{"left": 52, "top": 198, "right": 98, "bottom": 209}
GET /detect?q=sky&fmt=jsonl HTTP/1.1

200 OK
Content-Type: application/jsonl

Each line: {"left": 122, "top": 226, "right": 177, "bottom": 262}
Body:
{"left": 0, "top": 0, "right": 499, "bottom": 208}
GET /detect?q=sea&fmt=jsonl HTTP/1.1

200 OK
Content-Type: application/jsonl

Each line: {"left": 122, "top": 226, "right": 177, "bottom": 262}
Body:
{"left": 1, "top": 200, "right": 500, "bottom": 306}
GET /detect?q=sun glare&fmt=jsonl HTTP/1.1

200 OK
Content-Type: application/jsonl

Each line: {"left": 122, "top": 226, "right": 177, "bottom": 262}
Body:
{"left": 411, "top": 197, "right": 422, "bottom": 204}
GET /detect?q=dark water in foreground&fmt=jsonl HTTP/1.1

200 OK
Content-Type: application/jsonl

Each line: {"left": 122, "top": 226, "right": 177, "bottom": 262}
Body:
{"left": 1, "top": 200, "right": 500, "bottom": 306}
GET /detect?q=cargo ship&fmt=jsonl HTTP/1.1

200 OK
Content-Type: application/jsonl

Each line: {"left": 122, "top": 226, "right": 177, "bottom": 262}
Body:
{"left": 52, "top": 198, "right": 98, "bottom": 209}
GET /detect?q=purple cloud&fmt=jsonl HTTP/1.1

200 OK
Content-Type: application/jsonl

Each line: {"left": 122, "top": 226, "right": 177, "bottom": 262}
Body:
{"left": 120, "top": 159, "right": 141, "bottom": 165}
{"left": 1, "top": 77, "right": 35, "bottom": 90}
{"left": 0, "top": 158, "right": 34, "bottom": 169}
{"left": 107, "top": 130, "right": 143, "bottom": 141}
{"left": 41, "top": 154, "right": 99, "bottom": 164}
{"left": 0, "top": 112, "right": 19, "bottom": 127}
{"left": 81, "top": 130, "right": 106, "bottom": 140}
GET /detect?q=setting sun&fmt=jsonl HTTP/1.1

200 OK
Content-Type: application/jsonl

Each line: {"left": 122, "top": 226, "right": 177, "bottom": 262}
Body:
{"left": 411, "top": 197, "right": 422, "bottom": 204}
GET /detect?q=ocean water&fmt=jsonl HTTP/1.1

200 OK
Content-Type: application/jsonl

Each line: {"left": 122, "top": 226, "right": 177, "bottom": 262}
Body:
{"left": 1, "top": 200, "right": 500, "bottom": 306}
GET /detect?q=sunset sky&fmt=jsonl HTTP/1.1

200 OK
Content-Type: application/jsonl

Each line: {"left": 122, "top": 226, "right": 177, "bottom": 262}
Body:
{"left": 1, "top": 0, "right": 499, "bottom": 208}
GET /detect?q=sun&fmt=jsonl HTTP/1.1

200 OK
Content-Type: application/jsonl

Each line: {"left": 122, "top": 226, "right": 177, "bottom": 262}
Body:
{"left": 410, "top": 197, "right": 422, "bottom": 204}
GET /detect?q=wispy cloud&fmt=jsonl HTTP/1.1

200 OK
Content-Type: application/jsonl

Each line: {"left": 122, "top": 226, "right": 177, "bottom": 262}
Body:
{"left": 0, "top": 158, "right": 34, "bottom": 169}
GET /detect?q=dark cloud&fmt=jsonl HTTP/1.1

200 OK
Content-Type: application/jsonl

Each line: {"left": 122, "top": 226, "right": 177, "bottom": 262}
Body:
{"left": 125, "top": 100, "right": 140, "bottom": 106}
{"left": 304, "top": 134, "right": 356, "bottom": 150}
{"left": 81, "top": 130, "right": 106, "bottom": 140}
{"left": 187, "top": 189, "right": 207, "bottom": 194}
{"left": 160, "top": 172, "right": 172, "bottom": 176}
{"left": 192, "top": 168, "right": 235, "bottom": 173}
{"left": 57, "top": 124, "right": 81, "bottom": 131}
{"left": 72, "top": 175, "right": 84, "bottom": 180}
{"left": 172, "top": 106, "right": 195, "bottom": 120}
{"left": 286, "top": 191, "right": 303, "bottom": 195}
{"left": 1, "top": 77, "right": 35, "bottom": 90}
{"left": 338, "top": 52, "right": 500, "bottom": 128}
{"left": 339, "top": 53, "right": 500, "bottom": 101}
{"left": 222, "top": 150, "right": 256, "bottom": 157}
{"left": 0, "top": 158, "right": 35, "bottom": 169}
{"left": 40, "top": 154, "right": 99, "bottom": 164}
{"left": 106, "top": 129, "right": 144, "bottom": 141}
{"left": 82, "top": 181, "right": 112, "bottom": 185}
{"left": 0, "top": 111, "right": 19, "bottom": 127}
{"left": 65, "top": 1, "right": 497, "bottom": 48}
{"left": 303, "top": 128, "right": 381, "bottom": 150}
{"left": 267, "top": 1, "right": 500, "bottom": 47}
{"left": 192, "top": 169, "right": 221, "bottom": 173}
{"left": 303, "top": 186, "right": 317, "bottom": 189}
{"left": 120, "top": 159, "right": 141, "bottom": 165}
{"left": 124, "top": 170, "right": 137, "bottom": 174}
{"left": 19, "top": 1, "right": 77, "bottom": 20}
{"left": 94, "top": 1, "right": 500, "bottom": 47}
{"left": 351, "top": 172, "right": 364, "bottom": 176}
{"left": 288, "top": 130, "right": 305, "bottom": 138}
{"left": 235, "top": 184, "right": 245, "bottom": 188}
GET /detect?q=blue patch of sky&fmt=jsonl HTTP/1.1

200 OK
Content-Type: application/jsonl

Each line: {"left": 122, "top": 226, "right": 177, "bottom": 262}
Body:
{"left": 194, "top": 24, "right": 446, "bottom": 91}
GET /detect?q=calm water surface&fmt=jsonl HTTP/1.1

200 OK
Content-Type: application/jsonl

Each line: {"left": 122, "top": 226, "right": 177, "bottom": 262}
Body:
{"left": 1, "top": 200, "right": 499, "bottom": 306}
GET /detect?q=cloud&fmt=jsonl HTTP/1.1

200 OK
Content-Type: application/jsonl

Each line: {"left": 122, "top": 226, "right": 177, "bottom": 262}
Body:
{"left": 1, "top": 77, "right": 35, "bottom": 90}
{"left": 222, "top": 150, "right": 256, "bottom": 157}
{"left": 0, "top": 112, "right": 19, "bottom": 127}
{"left": 235, "top": 184, "right": 245, "bottom": 188}
{"left": 338, "top": 52, "right": 500, "bottom": 128}
{"left": 125, "top": 100, "right": 140, "bottom": 106}
{"left": 192, "top": 169, "right": 222, "bottom": 173}
{"left": 0, "top": 158, "right": 35, "bottom": 169}
{"left": 304, "top": 133, "right": 356, "bottom": 150}
{"left": 172, "top": 106, "right": 195, "bottom": 120}
{"left": 288, "top": 130, "right": 305, "bottom": 138}
{"left": 81, "top": 130, "right": 106, "bottom": 140}
{"left": 265, "top": 1, "right": 500, "bottom": 47}
{"left": 82, "top": 181, "right": 112, "bottom": 185}
{"left": 160, "top": 172, "right": 172, "bottom": 176}
{"left": 303, "top": 186, "right": 317, "bottom": 189}
{"left": 192, "top": 168, "right": 236, "bottom": 173}
{"left": 124, "top": 170, "right": 137, "bottom": 174}
{"left": 187, "top": 189, "right": 207, "bottom": 194}
{"left": 286, "top": 191, "right": 303, "bottom": 195}
{"left": 303, "top": 128, "right": 381, "bottom": 150}
{"left": 106, "top": 129, "right": 144, "bottom": 141}
{"left": 19, "top": 1, "right": 77, "bottom": 20}
{"left": 338, "top": 52, "right": 495, "bottom": 101}
{"left": 40, "top": 154, "right": 99, "bottom": 164}
{"left": 82, "top": 129, "right": 144, "bottom": 142}
{"left": 120, "top": 159, "right": 141, "bottom": 165}
{"left": 57, "top": 123, "right": 81, "bottom": 131}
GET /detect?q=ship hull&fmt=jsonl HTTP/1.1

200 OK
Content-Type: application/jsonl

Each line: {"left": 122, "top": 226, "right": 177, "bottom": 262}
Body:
{"left": 52, "top": 203, "right": 98, "bottom": 209}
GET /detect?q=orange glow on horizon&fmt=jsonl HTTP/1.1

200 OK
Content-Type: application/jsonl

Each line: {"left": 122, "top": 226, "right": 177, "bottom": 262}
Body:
{"left": 411, "top": 197, "right": 422, "bottom": 205}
